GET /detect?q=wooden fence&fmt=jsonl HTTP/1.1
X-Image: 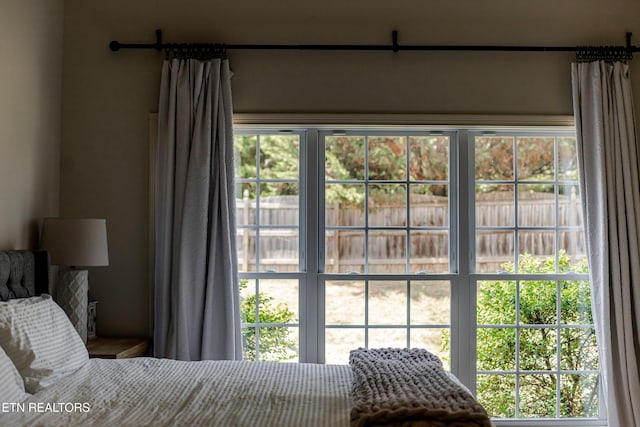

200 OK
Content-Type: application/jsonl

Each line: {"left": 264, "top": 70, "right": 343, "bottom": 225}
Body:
{"left": 237, "top": 191, "right": 585, "bottom": 273}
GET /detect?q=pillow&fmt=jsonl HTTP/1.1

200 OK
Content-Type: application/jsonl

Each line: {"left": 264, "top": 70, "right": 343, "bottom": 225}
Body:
{"left": 0, "top": 294, "right": 88, "bottom": 393}
{"left": 0, "top": 345, "right": 29, "bottom": 403}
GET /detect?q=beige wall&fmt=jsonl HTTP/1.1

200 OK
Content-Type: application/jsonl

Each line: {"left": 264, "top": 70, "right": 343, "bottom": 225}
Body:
{"left": 61, "top": 0, "right": 640, "bottom": 336}
{"left": 0, "top": 0, "right": 64, "bottom": 249}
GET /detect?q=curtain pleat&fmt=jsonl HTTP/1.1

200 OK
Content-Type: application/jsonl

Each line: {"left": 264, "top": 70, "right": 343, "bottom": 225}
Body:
{"left": 154, "top": 58, "right": 242, "bottom": 361}
{"left": 572, "top": 60, "right": 640, "bottom": 427}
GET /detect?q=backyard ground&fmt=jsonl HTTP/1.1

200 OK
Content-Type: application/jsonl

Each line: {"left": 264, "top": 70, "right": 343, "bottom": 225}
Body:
{"left": 241, "top": 279, "right": 451, "bottom": 366}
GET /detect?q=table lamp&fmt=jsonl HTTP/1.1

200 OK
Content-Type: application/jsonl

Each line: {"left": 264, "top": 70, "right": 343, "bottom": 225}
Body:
{"left": 40, "top": 218, "right": 109, "bottom": 342}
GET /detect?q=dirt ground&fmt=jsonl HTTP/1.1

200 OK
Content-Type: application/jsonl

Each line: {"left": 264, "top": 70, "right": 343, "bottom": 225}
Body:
{"left": 241, "top": 279, "right": 451, "bottom": 366}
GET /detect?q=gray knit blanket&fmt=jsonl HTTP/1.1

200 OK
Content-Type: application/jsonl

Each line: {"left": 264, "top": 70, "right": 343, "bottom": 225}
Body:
{"left": 349, "top": 348, "right": 492, "bottom": 427}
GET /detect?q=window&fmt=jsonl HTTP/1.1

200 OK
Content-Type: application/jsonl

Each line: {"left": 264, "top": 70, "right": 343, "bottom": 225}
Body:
{"left": 321, "top": 131, "right": 453, "bottom": 365}
{"left": 472, "top": 132, "right": 596, "bottom": 419}
{"left": 234, "top": 131, "right": 303, "bottom": 362}
{"left": 234, "top": 126, "right": 599, "bottom": 423}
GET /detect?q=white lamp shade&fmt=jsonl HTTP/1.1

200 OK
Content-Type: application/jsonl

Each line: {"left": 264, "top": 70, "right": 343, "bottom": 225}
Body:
{"left": 41, "top": 218, "right": 109, "bottom": 267}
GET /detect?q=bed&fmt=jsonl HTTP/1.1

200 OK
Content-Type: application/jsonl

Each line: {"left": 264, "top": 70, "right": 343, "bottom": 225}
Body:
{"left": 0, "top": 250, "right": 492, "bottom": 427}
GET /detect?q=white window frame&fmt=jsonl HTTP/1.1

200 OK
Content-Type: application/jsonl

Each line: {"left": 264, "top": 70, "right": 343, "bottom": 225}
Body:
{"left": 466, "top": 130, "right": 600, "bottom": 425}
{"left": 232, "top": 119, "right": 605, "bottom": 426}
{"left": 234, "top": 129, "right": 309, "bottom": 361}
{"left": 318, "top": 129, "right": 456, "bottom": 367}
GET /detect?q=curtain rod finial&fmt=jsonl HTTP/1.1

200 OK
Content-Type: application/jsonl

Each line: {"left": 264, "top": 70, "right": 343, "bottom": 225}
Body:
{"left": 109, "top": 40, "right": 120, "bottom": 51}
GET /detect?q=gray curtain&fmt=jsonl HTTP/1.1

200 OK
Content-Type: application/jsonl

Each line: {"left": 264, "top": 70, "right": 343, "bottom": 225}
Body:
{"left": 154, "top": 58, "right": 242, "bottom": 361}
{"left": 572, "top": 60, "right": 640, "bottom": 427}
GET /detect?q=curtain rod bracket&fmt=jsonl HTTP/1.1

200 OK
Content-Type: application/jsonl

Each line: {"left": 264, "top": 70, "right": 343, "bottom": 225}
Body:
{"left": 155, "top": 29, "right": 163, "bottom": 51}
{"left": 392, "top": 30, "right": 399, "bottom": 53}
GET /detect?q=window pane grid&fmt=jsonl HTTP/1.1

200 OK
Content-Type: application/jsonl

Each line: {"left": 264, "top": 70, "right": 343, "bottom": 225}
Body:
{"left": 235, "top": 132, "right": 302, "bottom": 273}
{"left": 324, "top": 132, "right": 450, "bottom": 274}
{"left": 473, "top": 132, "right": 595, "bottom": 420}
{"left": 477, "top": 273, "right": 596, "bottom": 418}
{"left": 235, "top": 131, "right": 302, "bottom": 361}
{"left": 240, "top": 277, "right": 300, "bottom": 363}
{"left": 475, "top": 134, "right": 585, "bottom": 275}
{"left": 325, "top": 279, "right": 451, "bottom": 365}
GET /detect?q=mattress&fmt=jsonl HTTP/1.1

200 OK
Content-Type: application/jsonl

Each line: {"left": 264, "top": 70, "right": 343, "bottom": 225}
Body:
{"left": 1, "top": 358, "right": 353, "bottom": 427}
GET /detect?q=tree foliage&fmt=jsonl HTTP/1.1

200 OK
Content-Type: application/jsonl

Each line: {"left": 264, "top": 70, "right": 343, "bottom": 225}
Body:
{"left": 235, "top": 135, "right": 299, "bottom": 198}
{"left": 475, "top": 136, "right": 578, "bottom": 194}
{"left": 235, "top": 134, "right": 578, "bottom": 204}
{"left": 325, "top": 135, "right": 450, "bottom": 203}
{"left": 239, "top": 280, "right": 297, "bottom": 362}
{"left": 474, "top": 252, "right": 597, "bottom": 418}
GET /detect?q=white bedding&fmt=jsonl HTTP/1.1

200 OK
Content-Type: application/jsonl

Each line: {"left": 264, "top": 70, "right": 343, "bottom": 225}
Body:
{"left": 1, "top": 358, "right": 352, "bottom": 427}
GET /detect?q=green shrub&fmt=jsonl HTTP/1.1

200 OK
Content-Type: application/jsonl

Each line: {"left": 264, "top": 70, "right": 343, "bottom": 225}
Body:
{"left": 444, "top": 251, "right": 597, "bottom": 418}
{"left": 239, "top": 280, "right": 297, "bottom": 362}
{"left": 474, "top": 252, "right": 597, "bottom": 418}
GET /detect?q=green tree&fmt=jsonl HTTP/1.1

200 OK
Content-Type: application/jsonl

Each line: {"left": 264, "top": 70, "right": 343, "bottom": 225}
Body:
{"left": 475, "top": 136, "right": 577, "bottom": 194}
{"left": 239, "top": 280, "right": 297, "bottom": 362}
{"left": 234, "top": 135, "right": 299, "bottom": 198}
{"left": 325, "top": 135, "right": 449, "bottom": 204}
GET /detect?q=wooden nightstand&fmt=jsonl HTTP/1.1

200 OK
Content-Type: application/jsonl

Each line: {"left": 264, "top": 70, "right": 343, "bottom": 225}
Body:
{"left": 87, "top": 337, "right": 150, "bottom": 359}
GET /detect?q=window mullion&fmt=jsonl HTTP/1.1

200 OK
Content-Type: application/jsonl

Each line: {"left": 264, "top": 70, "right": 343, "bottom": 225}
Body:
{"left": 364, "top": 135, "right": 370, "bottom": 274}
{"left": 304, "top": 129, "right": 320, "bottom": 363}
{"left": 256, "top": 134, "right": 262, "bottom": 270}
{"left": 406, "top": 134, "right": 411, "bottom": 274}
{"left": 455, "top": 130, "right": 475, "bottom": 390}
{"left": 513, "top": 137, "right": 520, "bottom": 275}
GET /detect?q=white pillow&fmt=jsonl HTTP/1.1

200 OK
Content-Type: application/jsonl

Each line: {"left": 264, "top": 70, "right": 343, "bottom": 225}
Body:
{"left": 0, "top": 294, "right": 88, "bottom": 393}
{"left": 0, "top": 345, "right": 29, "bottom": 403}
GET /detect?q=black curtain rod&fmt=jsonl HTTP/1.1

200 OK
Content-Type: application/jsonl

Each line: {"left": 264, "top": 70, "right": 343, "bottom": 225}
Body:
{"left": 109, "top": 29, "right": 637, "bottom": 59}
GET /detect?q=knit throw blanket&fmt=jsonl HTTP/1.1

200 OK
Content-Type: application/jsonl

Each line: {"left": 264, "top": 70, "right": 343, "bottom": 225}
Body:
{"left": 349, "top": 348, "right": 492, "bottom": 427}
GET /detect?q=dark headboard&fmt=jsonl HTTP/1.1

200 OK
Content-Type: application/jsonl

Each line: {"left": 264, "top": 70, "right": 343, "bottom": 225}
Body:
{"left": 0, "top": 250, "right": 50, "bottom": 301}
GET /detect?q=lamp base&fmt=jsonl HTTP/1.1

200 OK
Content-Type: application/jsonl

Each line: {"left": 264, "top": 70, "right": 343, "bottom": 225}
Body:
{"left": 57, "top": 269, "right": 88, "bottom": 343}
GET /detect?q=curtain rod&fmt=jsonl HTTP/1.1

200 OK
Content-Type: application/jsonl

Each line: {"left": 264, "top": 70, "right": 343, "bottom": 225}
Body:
{"left": 109, "top": 29, "right": 637, "bottom": 60}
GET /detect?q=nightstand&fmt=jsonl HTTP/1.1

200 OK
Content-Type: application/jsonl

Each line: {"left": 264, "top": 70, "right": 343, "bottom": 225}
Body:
{"left": 87, "top": 337, "right": 150, "bottom": 359}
